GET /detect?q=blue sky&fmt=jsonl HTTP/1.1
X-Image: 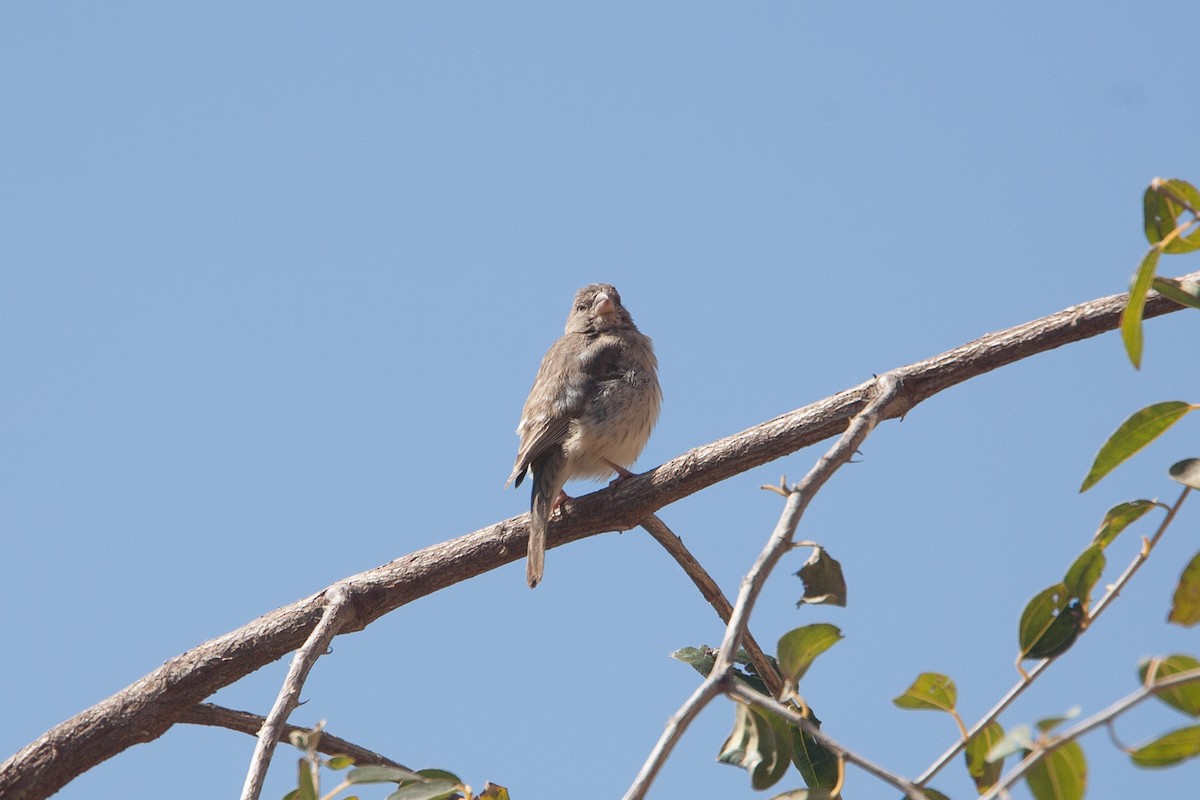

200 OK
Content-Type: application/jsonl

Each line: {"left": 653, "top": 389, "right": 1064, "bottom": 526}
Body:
{"left": 3, "top": 4, "right": 1198, "bottom": 799}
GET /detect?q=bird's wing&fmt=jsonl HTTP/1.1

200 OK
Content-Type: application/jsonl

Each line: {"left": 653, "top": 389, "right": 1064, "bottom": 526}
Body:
{"left": 507, "top": 335, "right": 623, "bottom": 487}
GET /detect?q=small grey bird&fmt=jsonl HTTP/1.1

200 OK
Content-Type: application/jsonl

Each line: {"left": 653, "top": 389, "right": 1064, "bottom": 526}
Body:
{"left": 507, "top": 283, "right": 661, "bottom": 588}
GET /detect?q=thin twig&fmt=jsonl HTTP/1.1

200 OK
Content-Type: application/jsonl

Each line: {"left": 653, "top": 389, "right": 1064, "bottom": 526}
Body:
{"left": 916, "top": 485, "right": 1192, "bottom": 786}
{"left": 724, "top": 680, "right": 930, "bottom": 800}
{"left": 622, "top": 374, "right": 903, "bottom": 800}
{"left": 1082, "top": 485, "right": 1190, "bottom": 624}
{"left": 240, "top": 585, "right": 355, "bottom": 800}
{"left": 181, "top": 703, "right": 411, "bottom": 770}
{"left": 640, "top": 513, "right": 784, "bottom": 697}
{"left": 979, "top": 667, "right": 1200, "bottom": 800}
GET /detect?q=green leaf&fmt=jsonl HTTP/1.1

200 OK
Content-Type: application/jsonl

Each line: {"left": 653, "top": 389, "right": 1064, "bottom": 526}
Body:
{"left": 1169, "top": 458, "right": 1200, "bottom": 490}
{"left": 1138, "top": 655, "right": 1200, "bottom": 717}
{"left": 965, "top": 722, "right": 1005, "bottom": 793}
{"left": 1063, "top": 544, "right": 1105, "bottom": 604}
{"left": 768, "top": 790, "right": 846, "bottom": 800}
{"left": 768, "top": 790, "right": 828, "bottom": 800}
{"left": 1144, "top": 181, "right": 1176, "bottom": 245}
{"left": 671, "top": 645, "right": 771, "bottom": 694}
{"left": 325, "top": 755, "right": 355, "bottom": 770}
{"left": 1092, "top": 500, "right": 1156, "bottom": 548}
{"left": 1080, "top": 401, "right": 1193, "bottom": 491}
{"left": 672, "top": 646, "right": 716, "bottom": 674}
{"left": 1121, "top": 248, "right": 1159, "bottom": 369}
{"left": 1130, "top": 725, "right": 1200, "bottom": 768}
{"left": 1144, "top": 178, "right": 1200, "bottom": 253}
{"left": 297, "top": 759, "right": 318, "bottom": 800}
{"left": 1025, "top": 740, "right": 1086, "bottom": 800}
{"left": 385, "top": 779, "right": 463, "bottom": 800}
{"left": 717, "top": 702, "right": 792, "bottom": 791}
{"left": 892, "top": 672, "right": 957, "bottom": 713}
{"left": 1019, "top": 584, "right": 1084, "bottom": 661}
{"left": 1169, "top": 551, "right": 1200, "bottom": 627}
{"left": 788, "top": 713, "right": 839, "bottom": 791}
{"left": 1152, "top": 276, "right": 1200, "bottom": 310}
{"left": 347, "top": 765, "right": 422, "bottom": 784}
{"left": 758, "top": 707, "right": 799, "bottom": 791}
{"left": 409, "top": 769, "right": 463, "bottom": 783}
{"left": 777, "top": 624, "right": 843, "bottom": 687}
{"left": 282, "top": 791, "right": 300, "bottom": 800}
{"left": 795, "top": 547, "right": 848, "bottom": 607}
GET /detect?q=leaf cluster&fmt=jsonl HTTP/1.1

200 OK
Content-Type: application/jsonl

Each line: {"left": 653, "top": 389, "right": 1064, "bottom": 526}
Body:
{"left": 283, "top": 725, "right": 489, "bottom": 800}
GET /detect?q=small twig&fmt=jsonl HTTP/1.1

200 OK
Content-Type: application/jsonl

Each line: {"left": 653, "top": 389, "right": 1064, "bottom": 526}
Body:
{"left": 240, "top": 585, "right": 356, "bottom": 800}
{"left": 979, "top": 667, "right": 1200, "bottom": 800}
{"left": 917, "top": 485, "right": 1191, "bottom": 786}
{"left": 181, "top": 703, "right": 409, "bottom": 771}
{"left": 725, "top": 680, "right": 930, "bottom": 800}
{"left": 1084, "top": 485, "right": 1189, "bottom": 624}
{"left": 916, "top": 659, "right": 1052, "bottom": 787}
{"left": 639, "top": 513, "right": 784, "bottom": 697}
{"left": 622, "top": 374, "right": 903, "bottom": 800}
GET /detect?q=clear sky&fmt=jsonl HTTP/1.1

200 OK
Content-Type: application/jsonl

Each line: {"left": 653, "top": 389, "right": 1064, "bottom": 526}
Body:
{"left": 3, "top": 3, "right": 1198, "bottom": 799}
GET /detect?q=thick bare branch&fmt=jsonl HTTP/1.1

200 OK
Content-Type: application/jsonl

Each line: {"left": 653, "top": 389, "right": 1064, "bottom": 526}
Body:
{"left": 2, "top": 275, "right": 1196, "bottom": 800}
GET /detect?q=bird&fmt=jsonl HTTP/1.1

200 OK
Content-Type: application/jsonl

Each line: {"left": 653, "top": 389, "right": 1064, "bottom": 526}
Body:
{"left": 506, "top": 283, "right": 661, "bottom": 588}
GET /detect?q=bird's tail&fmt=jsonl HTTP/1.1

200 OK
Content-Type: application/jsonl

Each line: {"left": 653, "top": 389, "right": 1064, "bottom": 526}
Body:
{"left": 526, "top": 516, "right": 546, "bottom": 588}
{"left": 527, "top": 453, "right": 565, "bottom": 588}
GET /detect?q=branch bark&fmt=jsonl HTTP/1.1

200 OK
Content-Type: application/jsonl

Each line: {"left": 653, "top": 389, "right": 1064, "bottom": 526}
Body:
{"left": 181, "top": 704, "right": 411, "bottom": 770}
{"left": 2, "top": 275, "right": 1196, "bottom": 800}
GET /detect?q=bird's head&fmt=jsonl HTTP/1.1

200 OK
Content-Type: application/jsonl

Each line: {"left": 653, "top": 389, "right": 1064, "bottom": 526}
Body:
{"left": 565, "top": 283, "right": 635, "bottom": 334}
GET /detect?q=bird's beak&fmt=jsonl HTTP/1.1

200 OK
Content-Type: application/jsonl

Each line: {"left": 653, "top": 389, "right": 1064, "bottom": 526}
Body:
{"left": 593, "top": 292, "right": 616, "bottom": 316}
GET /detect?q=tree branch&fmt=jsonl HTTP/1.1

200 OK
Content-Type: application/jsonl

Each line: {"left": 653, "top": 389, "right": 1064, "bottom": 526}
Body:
{"left": 3, "top": 275, "right": 1196, "bottom": 800}
{"left": 725, "top": 680, "right": 931, "bottom": 800}
{"left": 241, "top": 585, "right": 355, "bottom": 800}
{"left": 916, "top": 485, "right": 1192, "bottom": 786}
{"left": 640, "top": 513, "right": 784, "bottom": 697}
{"left": 622, "top": 372, "right": 903, "bottom": 800}
{"left": 181, "top": 704, "right": 411, "bottom": 770}
{"left": 978, "top": 666, "right": 1200, "bottom": 800}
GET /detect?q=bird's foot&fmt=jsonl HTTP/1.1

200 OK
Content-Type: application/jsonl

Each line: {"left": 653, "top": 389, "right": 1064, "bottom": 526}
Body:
{"left": 550, "top": 489, "right": 572, "bottom": 515}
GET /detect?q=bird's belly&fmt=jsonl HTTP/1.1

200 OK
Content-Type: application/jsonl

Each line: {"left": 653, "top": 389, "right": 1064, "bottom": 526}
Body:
{"left": 563, "top": 382, "right": 660, "bottom": 480}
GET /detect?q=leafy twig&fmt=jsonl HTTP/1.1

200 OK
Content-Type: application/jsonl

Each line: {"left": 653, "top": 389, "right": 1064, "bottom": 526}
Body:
{"left": 978, "top": 667, "right": 1200, "bottom": 800}
{"left": 916, "top": 485, "right": 1192, "bottom": 786}
{"left": 622, "top": 374, "right": 904, "bottom": 800}
{"left": 725, "top": 680, "right": 930, "bottom": 800}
